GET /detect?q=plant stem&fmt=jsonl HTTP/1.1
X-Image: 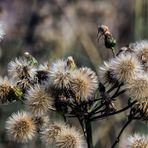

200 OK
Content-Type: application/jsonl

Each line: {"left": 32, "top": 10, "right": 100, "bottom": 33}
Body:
{"left": 111, "top": 47, "right": 116, "bottom": 57}
{"left": 90, "top": 101, "right": 136, "bottom": 121}
{"left": 85, "top": 119, "right": 93, "bottom": 148}
{"left": 111, "top": 119, "right": 132, "bottom": 148}
{"left": 77, "top": 116, "right": 87, "bottom": 139}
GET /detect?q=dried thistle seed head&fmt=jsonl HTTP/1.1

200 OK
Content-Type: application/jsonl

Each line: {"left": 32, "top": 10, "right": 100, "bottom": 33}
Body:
{"left": 56, "top": 127, "right": 84, "bottom": 148}
{"left": 134, "top": 99, "right": 148, "bottom": 117}
{"left": 34, "top": 116, "right": 49, "bottom": 130}
{"left": 99, "top": 61, "right": 117, "bottom": 86}
{"left": 66, "top": 56, "right": 76, "bottom": 70}
{"left": 36, "top": 63, "right": 50, "bottom": 84}
{"left": 125, "top": 74, "right": 148, "bottom": 102}
{"left": 133, "top": 40, "right": 148, "bottom": 62}
{"left": 0, "top": 77, "right": 14, "bottom": 104}
{"left": 25, "top": 84, "right": 53, "bottom": 116}
{"left": 71, "top": 67, "right": 98, "bottom": 101}
{"left": 41, "top": 121, "right": 66, "bottom": 146}
{"left": 6, "top": 111, "right": 36, "bottom": 143}
{"left": 8, "top": 57, "right": 36, "bottom": 81}
{"left": 49, "top": 59, "right": 73, "bottom": 89}
{"left": 126, "top": 133, "right": 148, "bottom": 148}
{"left": 38, "top": 62, "right": 50, "bottom": 72}
{"left": 110, "top": 54, "right": 142, "bottom": 82}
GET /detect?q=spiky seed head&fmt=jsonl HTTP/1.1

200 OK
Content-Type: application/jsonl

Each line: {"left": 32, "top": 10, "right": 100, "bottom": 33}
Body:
{"left": 49, "top": 59, "right": 73, "bottom": 89}
{"left": 6, "top": 111, "right": 36, "bottom": 143}
{"left": 0, "top": 77, "right": 14, "bottom": 104}
{"left": 56, "top": 127, "right": 84, "bottom": 148}
{"left": 34, "top": 116, "right": 49, "bottom": 131}
{"left": 134, "top": 99, "right": 148, "bottom": 118}
{"left": 133, "top": 40, "right": 148, "bottom": 71}
{"left": 25, "top": 84, "right": 53, "bottom": 116}
{"left": 41, "top": 121, "right": 66, "bottom": 146}
{"left": 126, "top": 133, "right": 148, "bottom": 148}
{"left": 99, "top": 61, "right": 117, "bottom": 86}
{"left": 133, "top": 40, "right": 148, "bottom": 62}
{"left": 8, "top": 57, "right": 36, "bottom": 81}
{"left": 110, "top": 54, "right": 142, "bottom": 82}
{"left": 71, "top": 67, "right": 98, "bottom": 101}
{"left": 125, "top": 73, "right": 148, "bottom": 102}
{"left": 66, "top": 56, "right": 76, "bottom": 70}
{"left": 38, "top": 62, "right": 50, "bottom": 72}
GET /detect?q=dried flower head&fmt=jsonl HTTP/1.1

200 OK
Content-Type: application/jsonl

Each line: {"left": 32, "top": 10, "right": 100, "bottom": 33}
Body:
{"left": 126, "top": 133, "right": 148, "bottom": 148}
{"left": 49, "top": 59, "right": 73, "bottom": 89}
{"left": 41, "top": 121, "right": 66, "bottom": 146}
{"left": 56, "top": 127, "right": 84, "bottom": 148}
{"left": 34, "top": 116, "right": 49, "bottom": 131}
{"left": 25, "top": 84, "right": 53, "bottom": 116}
{"left": 125, "top": 74, "right": 148, "bottom": 102}
{"left": 72, "top": 67, "right": 98, "bottom": 101}
{"left": 110, "top": 54, "right": 142, "bottom": 82}
{"left": 134, "top": 99, "right": 148, "bottom": 118}
{"left": 36, "top": 63, "right": 50, "bottom": 83}
{"left": 6, "top": 111, "right": 36, "bottom": 143}
{"left": 99, "top": 61, "right": 117, "bottom": 86}
{"left": 133, "top": 41, "right": 148, "bottom": 71}
{"left": 0, "top": 77, "right": 14, "bottom": 104}
{"left": 66, "top": 56, "right": 76, "bottom": 70}
{"left": 8, "top": 58, "right": 36, "bottom": 81}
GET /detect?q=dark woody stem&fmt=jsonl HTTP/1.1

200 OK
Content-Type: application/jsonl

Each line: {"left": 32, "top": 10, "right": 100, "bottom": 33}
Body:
{"left": 90, "top": 101, "right": 136, "bottom": 121}
{"left": 85, "top": 118, "right": 93, "bottom": 148}
{"left": 111, "top": 119, "right": 132, "bottom": 148}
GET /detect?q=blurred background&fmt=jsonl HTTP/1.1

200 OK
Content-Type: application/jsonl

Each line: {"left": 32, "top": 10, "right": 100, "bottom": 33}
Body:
{"left": 0, "top": 0, "right": 147, "bottom": 147}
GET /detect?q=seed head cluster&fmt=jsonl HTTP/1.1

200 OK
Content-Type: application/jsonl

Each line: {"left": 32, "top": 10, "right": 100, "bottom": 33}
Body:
{"left": 1, "top": 40, "right": 148, "bottom": 147}
{"left": 99, "top": 41, "right": 148, "bottom": 116}
{"left": 126, "top": 133, "right": 148, "bottom": 148}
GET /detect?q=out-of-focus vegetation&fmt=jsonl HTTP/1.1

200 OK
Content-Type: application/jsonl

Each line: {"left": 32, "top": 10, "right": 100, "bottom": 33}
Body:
{"left": 0, "top": 0, "right": 147, "bottom": 148}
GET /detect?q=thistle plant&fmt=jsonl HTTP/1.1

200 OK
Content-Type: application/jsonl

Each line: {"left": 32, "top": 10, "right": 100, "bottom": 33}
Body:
{"left": 0, "top": 25, "right": 147, "bottom": 148}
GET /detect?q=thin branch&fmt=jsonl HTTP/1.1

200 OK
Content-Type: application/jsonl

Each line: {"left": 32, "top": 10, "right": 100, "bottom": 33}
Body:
{"left": 111, "top": 119, "right": 132, "bottom": 148}
{"left": 111, "top": 90, "right": 126, "bottom": 100}
{"left": 90, "top": 101, "right": 136, "bottom": 121}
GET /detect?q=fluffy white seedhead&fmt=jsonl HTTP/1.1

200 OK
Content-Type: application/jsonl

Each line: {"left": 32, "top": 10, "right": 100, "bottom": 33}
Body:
{"left": 6, "top": 111, "right": 36, "bottom": 143}
{"left": 8, "top": 57, "right": 36, "bottom": 81}
{"left": 72, "top": 67, "right": 98, "bottom": 101}
{"left": 133, "top": 40, "right": 148, "bottom": 71}
{"left": 99, "top": 61, "right": 117, "bottom": 86}
{"left": 49, "top": 59, "right": 73, "bottom": 89}
{"left": 25, "top": 84, "right": 53, "bottom": 116}
{"left": 0, "top": 77, "right": 13, "bottom": 104}
{"left": 126, "top": 133, "right": 148, "bottom": 148}
{"left": 38, "top": 62, "right": 50, "bottom": 72}
{"left": 41, "top": 121, "right": 67, "bottom": 146}
{"left": 56, "top": 127, "right": 85, "bottom": 148}
{"left": 110, "top": 53, "right": 142, "bottom": 82}
{"left": 125, "top": 73, "right": 148, "bottom": 102}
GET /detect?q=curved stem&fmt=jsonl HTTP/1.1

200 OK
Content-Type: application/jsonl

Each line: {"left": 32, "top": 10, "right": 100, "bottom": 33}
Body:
{"left": 111, "top": 90, "right": 126, "bottom": 100}
{"left": 111, "top": 119, "right": 132, "bottom": 148}
{"left": 89, "top": 103, "right": 105, "bottom": 115}
{"left": 90, "top": 101, "right": 136, "bottom": 121}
